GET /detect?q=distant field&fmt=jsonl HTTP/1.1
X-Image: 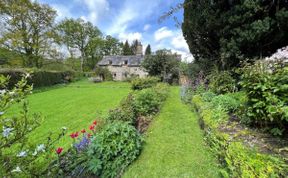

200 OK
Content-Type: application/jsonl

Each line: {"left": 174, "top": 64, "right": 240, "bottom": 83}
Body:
{"left": 7, "top": 80, "right": 131, "bottom": 149}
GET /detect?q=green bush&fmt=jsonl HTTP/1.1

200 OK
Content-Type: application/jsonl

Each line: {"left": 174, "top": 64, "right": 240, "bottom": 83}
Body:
{"left": 201, "top": 91, "right": 217, "bottom": 102}
{"left": 86, "top": 122, "right": 143, "bottom": 178}
{"left": 133, "top": 88, "right": 162, "bottom": 116}
{"left": 211, "top": 94, "right": 241, "bottom": 113}
{"left": 131, "top": 76, "right": 160, "bottom": 90}
{"left": 106, "top": 107, "right": 135, "bottom": 124}
{"left": 94, "top": 67, "right": 112, "bottom": 81}
{"left": 0, "top": 68, "right": 75, "bottom": 88}
{"left": 207, "top": 70, "right": 236, "bottom": 94}
{"left": 239, "top": 61, "right": 288, "bottom": 135}
{"left": 152, "top": 83, "right": 170, "bottom": 102}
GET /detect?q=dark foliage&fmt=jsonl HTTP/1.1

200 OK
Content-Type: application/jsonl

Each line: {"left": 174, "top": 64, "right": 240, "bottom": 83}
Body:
{"left": 183, "top": 0, "right": 288, "bottom": 70}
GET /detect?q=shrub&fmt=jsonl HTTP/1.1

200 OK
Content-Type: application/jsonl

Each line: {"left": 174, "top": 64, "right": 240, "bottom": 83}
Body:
{"left": 207, "top": 70, "right": 236, "bottom": 94}
{"left": 106, "top": 107, "right": 135, "bottom": 124}
{"left": 211, "top": 94, "right": 241, "bottom": 113}
{"left": 152, "top": 83, "right": 170, "bottom": 102}
{"left": 131, "top": 76, "right": 160, "bottom": 90}
{"left": 0, "top": 75, "right": 65, "bottom": 177}
{"left": 239, "top": 61, "right": 288, "bottom": 135}
{"left": 86, "top": 122, "right": 143, "bottom": 178}
{"left": 133, "top": 88, "right": 162, "bottom": 116}
{"left": 94, "top": 67, "right": 112, "bottom": 81}
{"left": 201, "top": 91, "right": 217, "bottom": 102}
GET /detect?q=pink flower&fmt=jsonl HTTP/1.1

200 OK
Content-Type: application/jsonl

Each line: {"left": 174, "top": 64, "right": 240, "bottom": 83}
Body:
{"left": 81, "top": 129, "right": 86, "bottom": 133}
{"left": 93, "top": 121, "right": 97, "bottom": 125}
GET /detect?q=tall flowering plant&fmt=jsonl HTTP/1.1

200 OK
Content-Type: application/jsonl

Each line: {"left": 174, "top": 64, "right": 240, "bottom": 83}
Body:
{"left": 0, "top": 74, "right": 66, "bottom": 177}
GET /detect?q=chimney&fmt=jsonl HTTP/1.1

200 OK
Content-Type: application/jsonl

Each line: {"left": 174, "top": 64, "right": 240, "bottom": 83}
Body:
{"left": 136, "top": 42, "right": 143, "bottom": 56}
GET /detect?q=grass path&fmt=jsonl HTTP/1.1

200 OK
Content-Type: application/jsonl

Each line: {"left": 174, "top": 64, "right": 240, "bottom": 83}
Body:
{"left": 124, "top": 87, "right": 220, "bottom": 178}
{"left": 8, "top": 80, "right": 130, "bottom": 149}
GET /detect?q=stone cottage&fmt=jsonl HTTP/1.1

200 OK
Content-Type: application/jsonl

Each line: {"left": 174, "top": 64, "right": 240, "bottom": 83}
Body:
{"left": 97, "top": 42, "right": 148, "bottom": 81}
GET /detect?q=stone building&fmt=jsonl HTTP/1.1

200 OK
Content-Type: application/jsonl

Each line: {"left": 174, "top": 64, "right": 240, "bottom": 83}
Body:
{"left": 97, "top": 42, "right": 148, "bottom": 81}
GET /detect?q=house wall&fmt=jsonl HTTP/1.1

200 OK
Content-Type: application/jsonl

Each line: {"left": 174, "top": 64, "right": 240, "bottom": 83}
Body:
{"left": 106, "top": 66, "right": 148, "bottom": 81}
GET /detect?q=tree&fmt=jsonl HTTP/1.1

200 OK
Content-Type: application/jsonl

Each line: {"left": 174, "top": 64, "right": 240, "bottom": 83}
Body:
{"left": 145, "top": 44, "right": 152, "bottom": 55}
{"left": 142, "top": 49, "right": 180, "bottom": 83}
{"left": 102, "top": 35, "right": 122, "bottom": 56}
{"left": 0, "top": 0, "right": 57, "bottom": 67}
{"left": 182, "top": 0, "right": 288, "bottom": 70}
{"left": 130, "top": 40, "right": 139, "bottom": 55}
{"left": 122, "top": 40, "right": 133, "bottom": 55}
{"left": 56, "top": 18, "right": 102, "bottom": 71}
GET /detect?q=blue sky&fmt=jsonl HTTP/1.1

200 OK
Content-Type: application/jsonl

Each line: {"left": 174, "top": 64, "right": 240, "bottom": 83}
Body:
{"left": 37, "top": 0, "right": 193, "bottom": 61}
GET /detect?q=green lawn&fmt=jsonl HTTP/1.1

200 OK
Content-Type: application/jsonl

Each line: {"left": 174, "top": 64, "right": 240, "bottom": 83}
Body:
{"left": 8, "top": 80, "right": 131, "bottom": 149}
{"left": 124, "top": 87, "right": 220, "bottom": 178}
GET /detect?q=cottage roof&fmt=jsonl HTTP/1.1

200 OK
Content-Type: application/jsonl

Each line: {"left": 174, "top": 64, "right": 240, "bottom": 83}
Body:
{"left": 98, "top": 55, "right": 144, "bottom": 67}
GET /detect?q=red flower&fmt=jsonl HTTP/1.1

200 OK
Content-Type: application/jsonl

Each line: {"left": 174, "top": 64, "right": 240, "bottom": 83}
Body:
{"left": 70, "top": 132, "right": 76, "bottom": 139}
{"left": 56, "top": 147, "right": 63, "bottom": 155}
{"left": 93, "top": 120, "right": 97, "bottom": 125}
{"left": 70, "top": 132, "right": 79, "bottom": 139}
{"left": 89, "top": 125, "right": 95, "bottom": 130}
{"left": 87, "top": 133, "right": 92, "bottom": 138}
{"left": 74, "top": 132, "right": 79, "bottom": 138}
{"left": 81, "top": 129, "right": 86, "bottom": 133}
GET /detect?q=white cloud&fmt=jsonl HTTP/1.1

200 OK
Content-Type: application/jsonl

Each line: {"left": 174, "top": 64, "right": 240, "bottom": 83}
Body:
{"left": 50, "top": 4, "right": 73, "bottom": 21}
{"left": 154, "top": 27, "right": 173, "bottom": 42}
{"left": 119, "top": 32, "right": 142, "bottom": 43}
{"left": 143, "top": 24, "right": 151, "bottom": 31}
{"left": 171, "top": 33, "right": 189, "bottom": 51}
{"left": 76, "top": 0, "right": 110, "bottom": 24}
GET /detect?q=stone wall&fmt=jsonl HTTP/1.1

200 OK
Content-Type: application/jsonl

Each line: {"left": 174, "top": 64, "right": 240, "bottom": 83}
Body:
{"left": 106, "top": 65, "right": 148, "bottom": 81}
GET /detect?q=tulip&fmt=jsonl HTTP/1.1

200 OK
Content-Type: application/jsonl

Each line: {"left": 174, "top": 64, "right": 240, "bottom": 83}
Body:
{"left": 89, "top": 125, "right": 95, "bottom": 131}
{"left": 56, "top": 147, "right": 63, "bottom": 155}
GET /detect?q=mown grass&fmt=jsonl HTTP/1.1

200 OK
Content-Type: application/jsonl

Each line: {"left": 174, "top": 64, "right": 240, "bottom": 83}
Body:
{"left": 7, "top": 80, "right": 131, "bottom": 149}
{"left": 124, "top": 87, "right": 220, "bottom": 178}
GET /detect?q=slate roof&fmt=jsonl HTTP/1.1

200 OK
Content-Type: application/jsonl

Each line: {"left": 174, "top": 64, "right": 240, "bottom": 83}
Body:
{"left": 98, "top": 55, "right": 144, "bottom": 67}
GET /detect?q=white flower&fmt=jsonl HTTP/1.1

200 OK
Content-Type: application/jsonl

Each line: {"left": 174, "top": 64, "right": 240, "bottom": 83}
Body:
{"left": 32, "top": 150, "right": 38, "bottom": 156}
{"left": 2, "top": 126, "right": 14, "bottom": 138}
{"left": 11, "top": 166, "right": 22, "bottom": 173}
{"left": 0, "top": 111, "right": 4, "bottom": 116}
{"left": 61, "top": 127, "right": 67, "bottom": 130}
{"left": 0, "top": 89, "right": 6, "bottom": 95}
{"left": 36, "top": 144, "right": 45, "bottom": 152}
{"left": 25, "top": 73, "right": 31, "bottom": 79}
{"left": 17, "top": 151, "right": 27, "bottom": 157}
{"left": 9, "top": 91, "right": 15, "bottom": 95}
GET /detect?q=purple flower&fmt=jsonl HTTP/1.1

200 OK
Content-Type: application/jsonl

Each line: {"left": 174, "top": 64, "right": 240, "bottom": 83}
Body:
{"left": 74, "top": 135, "right": 90, "bottom": 152}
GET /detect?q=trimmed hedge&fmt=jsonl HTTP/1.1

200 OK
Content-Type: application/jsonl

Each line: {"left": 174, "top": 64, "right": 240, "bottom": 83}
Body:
{"left": 0, "top": 68, "right": 75, "bottom": 88}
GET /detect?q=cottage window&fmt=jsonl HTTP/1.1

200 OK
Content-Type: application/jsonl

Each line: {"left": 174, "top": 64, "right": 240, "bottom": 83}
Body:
{"left": 113, "top": 73, "right": 117, "bottom": 78}
{"left": 124, "top": 60, "right": 128, "bottom": 65}
{"left": 109, "top": 60, "right": 112, "bottom": 65}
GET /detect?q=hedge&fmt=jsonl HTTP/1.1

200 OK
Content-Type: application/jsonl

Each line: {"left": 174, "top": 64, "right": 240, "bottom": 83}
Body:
{"left": 0, "top": 68, "right": 75, "bottom": 88}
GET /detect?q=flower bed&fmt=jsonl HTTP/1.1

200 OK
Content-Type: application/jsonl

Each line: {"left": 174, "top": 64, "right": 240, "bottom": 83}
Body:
{"left": 192, "top": 92, "right": 288, "bottom": 178}
{"left": 46, "top": 83, "right": 170, "bottom": 177}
